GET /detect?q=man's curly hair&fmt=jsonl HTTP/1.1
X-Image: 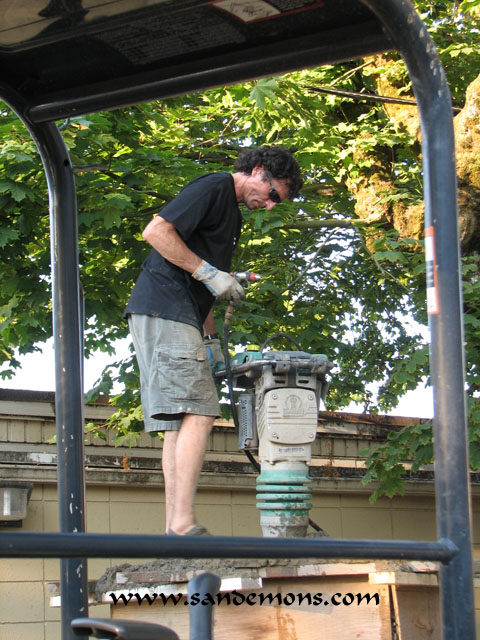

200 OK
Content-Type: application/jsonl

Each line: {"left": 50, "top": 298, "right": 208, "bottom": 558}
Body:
{"left": 234, "top": 146, "right": 303, "bottom": 199}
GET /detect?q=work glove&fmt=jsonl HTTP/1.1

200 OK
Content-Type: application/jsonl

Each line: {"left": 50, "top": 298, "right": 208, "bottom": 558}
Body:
{"left": 204, "top": 337, "right": 225, "bottom": 376}
{"left": 192, "top": 260, "right": 245, "bottom": 307}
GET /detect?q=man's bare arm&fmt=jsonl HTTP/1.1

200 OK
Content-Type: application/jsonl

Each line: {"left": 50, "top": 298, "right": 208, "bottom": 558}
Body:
{"left": 203, "top": 309, "right": 217, "bottom": 336}
{"left": 142, "top": 215, "right": 201, "bottom": 274}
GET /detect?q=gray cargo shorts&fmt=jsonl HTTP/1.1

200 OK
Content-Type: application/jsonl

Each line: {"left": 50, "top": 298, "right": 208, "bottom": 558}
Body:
{"left": 128, "top": 314, "right": 221, "bottom": 432}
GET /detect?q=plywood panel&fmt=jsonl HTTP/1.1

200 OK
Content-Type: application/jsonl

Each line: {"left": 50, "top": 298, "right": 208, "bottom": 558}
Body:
{"left": 112, "top": 578, "right": 391, "bottom": 640}
{"left": 391, "top": 586, "right": 440, "bottom": 640}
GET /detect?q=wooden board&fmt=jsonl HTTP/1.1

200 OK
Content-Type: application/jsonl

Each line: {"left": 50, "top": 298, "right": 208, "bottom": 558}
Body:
{"left": 391, "top": 585, "right": 440, "bottom": 640}
{"left": 369, "top": 571, "right": 438, "bottom": 587}
{"left": 112, "top": 577, "right": 392, "bottom": 640}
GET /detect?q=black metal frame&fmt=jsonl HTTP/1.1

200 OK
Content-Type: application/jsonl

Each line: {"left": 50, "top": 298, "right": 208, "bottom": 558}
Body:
{"left": 0, "top": 1, "right": 474, "bottom": 639}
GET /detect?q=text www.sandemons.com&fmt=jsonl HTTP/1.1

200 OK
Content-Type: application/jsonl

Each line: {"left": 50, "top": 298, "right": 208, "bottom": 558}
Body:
{"left": 109, "top": 590, "right": 380, "bottom": 607}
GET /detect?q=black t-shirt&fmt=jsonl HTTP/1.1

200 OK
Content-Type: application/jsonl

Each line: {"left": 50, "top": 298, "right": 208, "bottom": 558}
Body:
{"left": 124, "top": 172, "right": 242, "bottom": 330}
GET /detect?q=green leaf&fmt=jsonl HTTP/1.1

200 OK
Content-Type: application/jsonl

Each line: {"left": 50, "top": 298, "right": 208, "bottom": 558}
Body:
{"left": 469, "top": 441, "right": 480, "bottom": 471}
{"left": 0, "top": 227, "right": 19, "bottom": 247}
{"left": 103, "top": 209, "right": 122, "bottom": 228}
{"left": 0, "top": 297, "right": 19, "bottom": 332}
{"left": 114, "top": 431, "right": 141, "bottom": 447}
{"left": 249, "top": 78, "right": 278, "bottom": 109}
{"left": 104, "top": 192, "right": 134, "bottom": 210}
{"left": 0, "top": 179, "right": 32, "bottom": 202}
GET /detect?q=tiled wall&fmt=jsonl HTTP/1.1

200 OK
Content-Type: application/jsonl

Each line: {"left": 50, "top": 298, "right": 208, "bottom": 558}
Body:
{"left": 0, "top": 404, "right": 478, "bottom": 639}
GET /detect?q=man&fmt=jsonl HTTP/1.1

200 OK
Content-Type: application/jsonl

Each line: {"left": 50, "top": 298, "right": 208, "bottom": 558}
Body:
{"left": 124, "top": 146, "right": 302, "bottom": 536}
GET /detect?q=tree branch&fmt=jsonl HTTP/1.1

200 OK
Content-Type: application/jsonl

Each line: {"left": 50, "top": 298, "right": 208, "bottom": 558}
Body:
{"left": 279, "top": 227, "right": 339, "bottom": 296}
{"left": 282, "top": 218, "right": 376, "bottom": 230}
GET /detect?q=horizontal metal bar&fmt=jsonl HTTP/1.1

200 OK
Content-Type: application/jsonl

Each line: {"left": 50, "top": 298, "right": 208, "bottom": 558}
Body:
{"left": 27, "top": 23, "right": 392, "bottom": 122}
{"left": 0, "top": 532, "right": 457, "bottom": 562}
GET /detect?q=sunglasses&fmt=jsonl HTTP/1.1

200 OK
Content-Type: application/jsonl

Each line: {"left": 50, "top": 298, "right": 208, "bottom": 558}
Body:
{"left": 264, "top": 170, "right": 282, "bottom": 203}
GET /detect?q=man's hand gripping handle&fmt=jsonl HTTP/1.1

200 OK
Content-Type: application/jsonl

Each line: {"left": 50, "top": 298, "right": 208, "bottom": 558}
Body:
{"left": 192, "top": 260, "right": 245, "bottom": 307}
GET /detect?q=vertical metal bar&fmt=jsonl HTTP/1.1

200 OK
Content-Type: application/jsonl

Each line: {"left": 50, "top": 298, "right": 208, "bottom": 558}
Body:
{"left": 28, "top": 120, "right": 89, "bottom": 640}
{"left": 0, "top": 87, "right": 89, "bottom": 639}
{"left": 361, "top": 2, "right": 474, "bottom": 638}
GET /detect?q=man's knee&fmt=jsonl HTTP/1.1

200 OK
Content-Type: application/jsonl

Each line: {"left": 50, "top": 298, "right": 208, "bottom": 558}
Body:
{"left": 181, "top": 413, "right": 215, "bottom": 434}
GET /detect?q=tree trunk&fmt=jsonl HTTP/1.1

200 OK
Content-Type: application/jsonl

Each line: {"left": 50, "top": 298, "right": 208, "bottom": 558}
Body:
{"left": 350, "top": 57, "right": 480, "bottom": 254}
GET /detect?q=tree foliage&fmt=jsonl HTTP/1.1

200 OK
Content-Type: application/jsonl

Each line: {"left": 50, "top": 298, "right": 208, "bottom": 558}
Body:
{"left": 0, "top": 1, "right": 479, "bottom": 493}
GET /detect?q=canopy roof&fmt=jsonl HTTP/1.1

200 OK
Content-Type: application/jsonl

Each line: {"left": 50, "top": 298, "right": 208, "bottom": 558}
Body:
{"left": 0, "top": 0, "right": 392, "bottom": 122}
{"left": 0, "top": 4, "right": 474, "bottom": 639}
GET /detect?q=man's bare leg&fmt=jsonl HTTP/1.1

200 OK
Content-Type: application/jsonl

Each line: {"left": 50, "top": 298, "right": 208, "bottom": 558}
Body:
{"left": 162, "top": 430, "right": 178, "bottom": 533}
{"left": 167, "top": 413, "right": 214, "bottom": 535}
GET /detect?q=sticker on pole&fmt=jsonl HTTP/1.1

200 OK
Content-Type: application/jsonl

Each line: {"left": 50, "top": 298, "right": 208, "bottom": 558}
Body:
{"left": 425, "top": 226, "right": 439, "bottom": 315}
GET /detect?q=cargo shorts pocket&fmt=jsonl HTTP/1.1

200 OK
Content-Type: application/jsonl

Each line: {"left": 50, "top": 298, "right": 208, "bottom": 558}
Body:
{"left": 155, "top": 344, "right": 210, "bottom": 402}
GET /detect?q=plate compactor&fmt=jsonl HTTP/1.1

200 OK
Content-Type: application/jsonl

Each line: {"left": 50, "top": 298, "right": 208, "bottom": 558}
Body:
{"left": 218, "top": 276, "right": 333, "bottom": 538}
{"left": 229, "top": 346, "right": 332, "bottom": 537}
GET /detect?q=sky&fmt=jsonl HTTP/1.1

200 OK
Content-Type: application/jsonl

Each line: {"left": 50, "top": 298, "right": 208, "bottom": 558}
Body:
{"left": 0, "top": 337, "right": 434, "bottom": 419}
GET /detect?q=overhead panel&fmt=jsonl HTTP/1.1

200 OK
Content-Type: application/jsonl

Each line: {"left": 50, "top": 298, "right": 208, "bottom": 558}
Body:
{"left": 0, "top": 0, "right": 392, "bottom": 119}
